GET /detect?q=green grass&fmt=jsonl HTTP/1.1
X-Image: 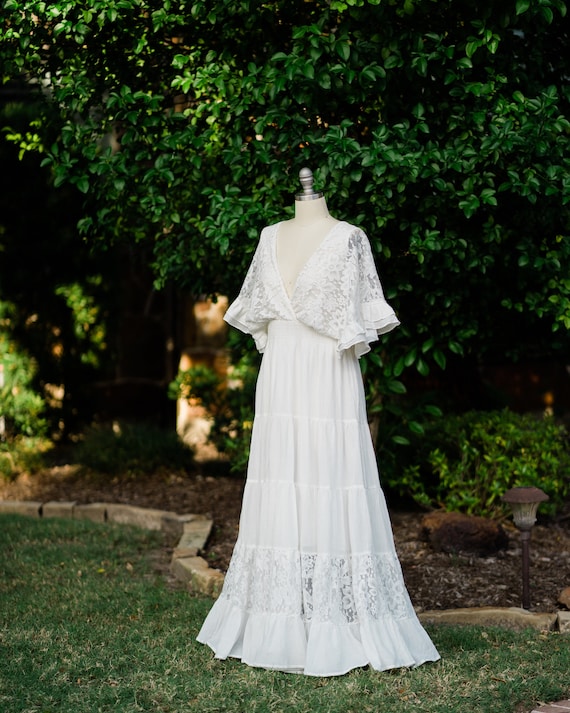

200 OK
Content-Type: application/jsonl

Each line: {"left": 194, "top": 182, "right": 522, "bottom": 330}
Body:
{"left": 1, "top": 515, "right": 568, "bottom": 713}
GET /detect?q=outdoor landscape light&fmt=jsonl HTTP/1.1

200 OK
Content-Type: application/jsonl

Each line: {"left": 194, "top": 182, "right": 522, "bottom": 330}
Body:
{"left": 502, "top": 486, "right": 549, "bottom": 610}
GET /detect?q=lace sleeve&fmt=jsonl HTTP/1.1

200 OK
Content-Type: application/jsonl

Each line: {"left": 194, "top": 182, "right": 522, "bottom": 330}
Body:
{"left": 339, "top": 229, "right": 400, "bottom": 358}
{"left": 223, "top": 226, "right": 293, "bottom": 353}
{"left": 358, "top": 231, "right": 400, "bottom": 335}
{"left": 224, "top": 238, "right": 269, "bottom": 353}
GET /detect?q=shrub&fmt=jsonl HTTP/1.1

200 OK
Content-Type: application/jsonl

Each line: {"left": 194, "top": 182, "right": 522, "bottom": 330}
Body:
{"left": 0, "top": 436, "right": 52, "bottom": 480}
{"left": 0, "top": 301, "right": 47, "bottom": 438}
{"left": 73, "top": 421, "right": 194, "bottom": 476}
{"left": 169, "top": 350, "right": 257, "bottom": 475}
{"left": 395, "top": 409, "right": 570, "bottom": 518}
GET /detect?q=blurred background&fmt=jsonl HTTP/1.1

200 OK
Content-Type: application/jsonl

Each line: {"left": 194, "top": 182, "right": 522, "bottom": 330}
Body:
{"left": 1, "top": 0, "right": 569, "bottom": 516}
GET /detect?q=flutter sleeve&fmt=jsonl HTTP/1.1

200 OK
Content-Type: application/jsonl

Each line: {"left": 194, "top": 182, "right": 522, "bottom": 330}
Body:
{"left": 224, "top": 227, "right": 292, "bottom": 352}
{"left": 338, "top": 228, "right": 400, "bottom": 358}
{"left": 223, "top": 239, "right": 270, "bottom": 352}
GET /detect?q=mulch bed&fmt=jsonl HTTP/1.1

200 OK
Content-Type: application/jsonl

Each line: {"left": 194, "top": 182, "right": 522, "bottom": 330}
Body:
{"left": 2, "top": 463, "right": 569, "bottom": 613}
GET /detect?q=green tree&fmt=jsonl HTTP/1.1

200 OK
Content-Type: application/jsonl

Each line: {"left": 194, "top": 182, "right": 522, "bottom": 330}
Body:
{"left": 2, "top": 0, "right": 569, "bottom": 442}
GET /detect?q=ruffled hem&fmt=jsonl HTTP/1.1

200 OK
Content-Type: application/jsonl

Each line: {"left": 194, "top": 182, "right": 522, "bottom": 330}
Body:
{"left": 337, "top": 300, "right": 400, "bottom": 359}
{"left": 197, "top": 599, "right": 440, "bottom": 677}
{"left": 362, "top": 299, "right": 401, "bottom": 334}
{"left": 224, "top": 298, "right": 268, "bottom": 353}
{"left": 225, "top": 297, "right": 399, "bottom": 358}
{"left": 339, "top": 299, "right": 400, "bottom": 358}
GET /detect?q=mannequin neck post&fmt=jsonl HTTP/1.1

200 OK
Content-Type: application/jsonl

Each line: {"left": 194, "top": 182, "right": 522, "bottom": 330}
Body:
{"left": 293, "top": 196, "right": 330, "bottom": 224}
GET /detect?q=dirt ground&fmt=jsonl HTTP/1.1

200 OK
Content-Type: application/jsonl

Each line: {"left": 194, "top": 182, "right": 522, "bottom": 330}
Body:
{"left": 2, "top": 462, "right": 569, "bottom": 613}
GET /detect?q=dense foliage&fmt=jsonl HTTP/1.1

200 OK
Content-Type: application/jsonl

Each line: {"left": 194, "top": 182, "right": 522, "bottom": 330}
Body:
{"left": 0, "top": 301, "right": 46, "bottom": 438}
{"left": 392, "top": 410, "right": 570, "bottom": 517}
{"left": 2, "top": 1, "right": 569, "bottom": 452}
{"left": 168, "top": 330, "right": 259, "bottom": 473}
{"left": 3, "top": 0, "right": 569, "bottom": 323}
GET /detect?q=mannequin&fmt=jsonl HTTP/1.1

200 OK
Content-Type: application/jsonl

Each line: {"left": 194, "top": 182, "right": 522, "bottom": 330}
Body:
{"left": 197, "top": 167, "right": 439, "bottom": 676}
{"left": 276, "top": 168, "right": 339, "bottom": 297}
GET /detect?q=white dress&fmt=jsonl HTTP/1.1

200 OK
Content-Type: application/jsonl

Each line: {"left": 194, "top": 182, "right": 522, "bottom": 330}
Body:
{"left": 197, "top": 221, "right": 440, "bottom": 676}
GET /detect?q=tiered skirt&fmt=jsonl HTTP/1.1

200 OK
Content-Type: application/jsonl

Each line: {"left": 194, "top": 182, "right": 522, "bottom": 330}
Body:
{"left": 197, "top": 320, "right": 439, "bottom": 676}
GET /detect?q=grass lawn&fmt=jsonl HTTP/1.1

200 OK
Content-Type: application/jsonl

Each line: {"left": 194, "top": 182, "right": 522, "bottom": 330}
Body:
{"left": 0, "top": 514, "right": 568, "bottom": 713}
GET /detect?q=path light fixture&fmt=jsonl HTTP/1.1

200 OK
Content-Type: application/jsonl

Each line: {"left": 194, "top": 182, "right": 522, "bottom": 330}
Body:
{"left": 501, "top": 486, "right": 549, "bottom": 610}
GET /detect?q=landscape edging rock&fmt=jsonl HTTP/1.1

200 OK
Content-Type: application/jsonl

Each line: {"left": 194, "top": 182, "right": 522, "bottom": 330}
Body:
{"left": 1, "top": 499, "right": 569, "bottom": 631}
{"left": 0, "top": 498, "right": 216, "bottom": 598}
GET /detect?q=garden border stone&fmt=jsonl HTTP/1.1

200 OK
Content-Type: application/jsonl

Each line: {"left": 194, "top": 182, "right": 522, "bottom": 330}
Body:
{"left": 1, "top": 499, "right": 568, "bottom": 636}
{"left": 0, "top": 500, "right": 43, "bottom": 517}
{"left": 557, "top": 611, "right": 570, "bottom": 633}
{"left": 531, "top": 702, "right": 570, "bottom": 713}
{"left": 418, "top": 606, "right": 558, "bottom": 632}
{"left": 42, "top": 500, "right": 77, "bottom": 519}
{"left": 106, "top": 503, "right": 173, "bottom": 530}
{"left": 0, "top": 498, "right": 217, "bottom": 599}
{"left": 74, "top": 502, "right": 108, "bottom": 523}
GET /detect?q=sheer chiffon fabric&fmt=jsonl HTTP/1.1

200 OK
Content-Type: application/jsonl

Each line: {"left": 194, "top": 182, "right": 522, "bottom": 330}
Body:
{"left": 197, "top": 320, "right": 440, "bottom": 676}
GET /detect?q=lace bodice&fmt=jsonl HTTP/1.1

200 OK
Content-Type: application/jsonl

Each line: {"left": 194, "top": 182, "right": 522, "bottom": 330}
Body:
{"left": 224, "top": 221, "right": 400, "bottom": 356}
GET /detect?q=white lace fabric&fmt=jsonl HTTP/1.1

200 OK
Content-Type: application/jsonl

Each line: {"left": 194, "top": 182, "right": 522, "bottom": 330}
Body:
{"left": 197, "top": 223, "right": 439, "bottom": 677}
{"left": 224, "top": 221, "right": 400, "bottom": 356}
{"left": 221, "top": 543, "right": 413, "bottom": 624}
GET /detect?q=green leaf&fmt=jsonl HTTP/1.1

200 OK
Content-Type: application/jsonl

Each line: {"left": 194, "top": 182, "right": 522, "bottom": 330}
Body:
{"left": 393, "top": 357, "right": 406, "bottom": 377}
{"left": 421, "top": 337, "right": 434, "bottom": 353}
{"left": 412, "top": 102, "right": 425, "bottom": 119}
{"left": 302, "top": 62, "right": 315, "bottom": 80}
{"left": 456, "top": 57, "right": 473, "bottom": 69}
{"left": 465, "top": 40, "right": 479, "bottom": 58}
{"left": 404, "top": 348, "right": 417, "bottom": 367}
{"left": 424, "top": 405, "right": 443, "bottom": 417}
{"left": 416, "top": 358, "right": 430, "bottom": 376}
{"left": 335, "top": 41, "right": 351, "bottom": 61}
{"left": 318, "top": 72, "right": 331, "bottom": 89}
{"left": 433, "top": 350, "right": 447, "bottom": 370}
{"left": 415, "top": 57, "right": 427, "bottom": 76}
{"left": 386, "top": 379, "right": 407, "bottom": 394}
{"left": 408, "top": 420, "right": 425, "bottom": 435}
{"left": 384, "top": 54, "right": 401, "bottom": 69}
{"left": 76, "top": 177, "right": 89, "bottom": 194}
{"left": 172, "top": 54, "right": 189, "bottom": 69}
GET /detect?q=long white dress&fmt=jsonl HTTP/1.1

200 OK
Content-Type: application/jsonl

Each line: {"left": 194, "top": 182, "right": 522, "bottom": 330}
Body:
{"left": 197, "top": 221, "right": 440, "bottom": 676}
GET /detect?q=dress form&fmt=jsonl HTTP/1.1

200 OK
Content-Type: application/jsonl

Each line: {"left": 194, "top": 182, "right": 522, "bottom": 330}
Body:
{"left": 198, "top": 186, "right": 438, "bottom": 675}
{"left": 277, "top": 168, "right": 339, "bottom": 297}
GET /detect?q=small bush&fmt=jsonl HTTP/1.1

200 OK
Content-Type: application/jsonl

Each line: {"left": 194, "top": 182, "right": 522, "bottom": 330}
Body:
{"left": 169, "top": 352, "right": 257, "bottom": 475}
{"left": 395, "top": 409, "right": 570, "bottom": 518}
{"left": 0, "top": 436, "right": 52, "bottom": 480}
{"left": 73, "top": 421, "right": 194, "bottom": 475}
{"left": 0, "top": 301, "right": 47, "bottom": 439}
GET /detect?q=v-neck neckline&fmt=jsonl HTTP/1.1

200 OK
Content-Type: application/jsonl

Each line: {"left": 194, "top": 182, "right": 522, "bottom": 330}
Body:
{"left": 272, "top": 220, "right": 346, "bottom": 301}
